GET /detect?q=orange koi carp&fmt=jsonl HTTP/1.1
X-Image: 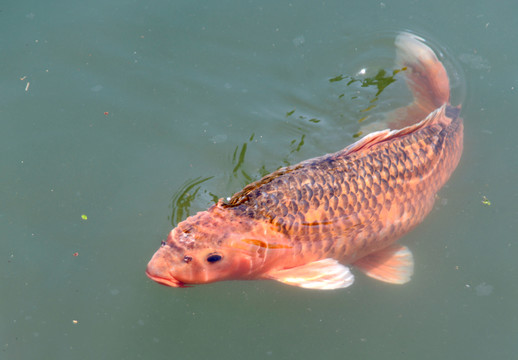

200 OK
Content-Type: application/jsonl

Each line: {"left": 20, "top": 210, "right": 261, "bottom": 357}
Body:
{"left": 146, "top": 32, "right": 463, "bottom": 290}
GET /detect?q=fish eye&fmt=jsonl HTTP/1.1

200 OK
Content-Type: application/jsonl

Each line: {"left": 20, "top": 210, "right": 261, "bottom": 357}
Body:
{"left": 206, "top": 253, "right": 222, "bottom": 263}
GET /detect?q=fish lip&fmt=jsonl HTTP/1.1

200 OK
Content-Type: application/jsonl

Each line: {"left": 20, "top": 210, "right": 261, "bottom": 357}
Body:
{"left": 145, "top": 270, "right": 189, "bottom": 288}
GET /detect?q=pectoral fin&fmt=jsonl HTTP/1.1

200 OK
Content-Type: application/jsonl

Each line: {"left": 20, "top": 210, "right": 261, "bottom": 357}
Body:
{"left": 354, "top": 245, "right": 414, "bottom": 284}
{"left": 267, "top": 258, "right": 354, "bottom": 290}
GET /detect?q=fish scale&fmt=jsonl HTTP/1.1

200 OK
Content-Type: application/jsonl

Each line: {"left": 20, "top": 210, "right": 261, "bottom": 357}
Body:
{"left": 224, "top": 106, "right": 462, "bottom": 263}
{"left": 146, "top": 32, "right": 464, "bottom": 290}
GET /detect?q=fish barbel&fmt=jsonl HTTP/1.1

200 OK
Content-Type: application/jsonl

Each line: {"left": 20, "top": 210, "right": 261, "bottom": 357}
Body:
{"left": 146, "top": 32, "right": 463, "bottom": 290}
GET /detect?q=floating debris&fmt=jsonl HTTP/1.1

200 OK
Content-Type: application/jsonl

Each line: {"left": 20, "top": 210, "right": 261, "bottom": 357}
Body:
{"left": 329, "top": 74, "right": 346, "bottom": 83}
{"left": 330, "top": 67, "right": 407, "bottom": 133}
{"left": 292, "top": 35, "right": 305, "bottom": 47}
{"left": 329, "top": 67, "right": 407, "bottom": 97}
{"left": 352, "top": 131, "right": 363, "bottom": 138}
{"left": 481, "top": 196, "right": 491, "bottom": 206}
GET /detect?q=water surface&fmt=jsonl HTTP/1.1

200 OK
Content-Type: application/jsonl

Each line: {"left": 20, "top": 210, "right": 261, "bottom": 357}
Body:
{"left": 2, "top": 1, "right": 517, "bottom": 359}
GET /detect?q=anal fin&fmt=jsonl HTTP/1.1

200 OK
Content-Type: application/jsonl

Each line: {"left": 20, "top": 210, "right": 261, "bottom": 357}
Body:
{"left": 267, "top": 258, "right": 354, "bottom": 290}
{"left": 354, "top": 245, "right": 414, "bottom": 284}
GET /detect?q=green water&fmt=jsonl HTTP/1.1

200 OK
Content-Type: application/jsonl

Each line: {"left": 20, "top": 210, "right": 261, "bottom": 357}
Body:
{"left": 2, "top": 1, "right": 517, "bottom": 359}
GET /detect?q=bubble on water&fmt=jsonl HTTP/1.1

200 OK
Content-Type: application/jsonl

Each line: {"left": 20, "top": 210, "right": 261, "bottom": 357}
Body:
{"left": 293, "top": 35, "right": 305, "bottom": 47}
{"left": 211, "top": 134, "right": 228, "bottom": 144}
{"left": 458, "top": 53, "right": 491, "bottom": 71}
{"left": 475, "top": 282, "right": 493, "bottom": 296}
{"left": 110, "top": 288, "right": 120, "bottom": 296}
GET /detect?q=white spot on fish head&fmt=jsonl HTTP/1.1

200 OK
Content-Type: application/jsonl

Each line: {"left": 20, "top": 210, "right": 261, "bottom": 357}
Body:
{"left": 178, "top": 231, "right": 196, "bottom": 246}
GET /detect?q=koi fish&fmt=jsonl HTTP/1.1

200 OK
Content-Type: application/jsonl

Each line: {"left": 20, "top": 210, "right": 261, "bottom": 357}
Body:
{"left": 146, "top": 32, "right": 463, "bottom": 290}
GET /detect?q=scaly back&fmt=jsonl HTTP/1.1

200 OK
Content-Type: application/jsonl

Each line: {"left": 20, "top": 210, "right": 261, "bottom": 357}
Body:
{"left": 222, "top": 33, "right": 463, "bottom": 262}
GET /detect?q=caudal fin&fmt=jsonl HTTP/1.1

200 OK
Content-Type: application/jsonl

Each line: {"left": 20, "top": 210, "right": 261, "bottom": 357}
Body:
{"left": 397, "top": 33, "right": 450, "bottom": 110}
{"left": 382, "top": 32, "right": 452, "bottom": 129}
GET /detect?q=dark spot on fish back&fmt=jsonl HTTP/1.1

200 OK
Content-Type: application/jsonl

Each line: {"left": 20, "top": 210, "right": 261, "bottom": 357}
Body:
{"left": 445, "top": 105, "right": 460, "bottom": 119}
{"left": 342, "top": 181, "right": 350, "bottom": 194}
{"left": 306, "top": 186, "right": 314, "bottom": 201}
{"left": 350, "top": 178, "right": 358, "bottom": 193}
{"left": 364, "top": 173, "right": 373, "bottom": 188}
{"left": 330, "top": 196, "right": 339, "bottom": 211}
{"left": 300, "top": 200, "right": 309, "bottom": 213}
{"left": 357, "top": 176, "right": 366, "bottom": 191}
{"left": 349, "top": 192, "right": 357, "bottom": 206}
{"left": 289, "top": 201, "right": 299, "bottom": 214}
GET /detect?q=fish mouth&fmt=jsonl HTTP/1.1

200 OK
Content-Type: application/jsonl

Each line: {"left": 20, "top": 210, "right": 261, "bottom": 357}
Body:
{"left": 145, "top": 270, "right": 188, "bottom": 288}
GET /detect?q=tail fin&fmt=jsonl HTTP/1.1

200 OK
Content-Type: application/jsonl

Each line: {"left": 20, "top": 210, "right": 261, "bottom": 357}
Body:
{"left": 396, "top": 33, "right": 450, "bottom": 111}
{"left": 374, "top": 32, "right": 452, "bottom": 130}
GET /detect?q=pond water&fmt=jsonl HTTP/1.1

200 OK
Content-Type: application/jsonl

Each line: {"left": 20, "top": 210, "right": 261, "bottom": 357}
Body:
{"left": 2, "top": 1, "right": 517, "bottom": 359}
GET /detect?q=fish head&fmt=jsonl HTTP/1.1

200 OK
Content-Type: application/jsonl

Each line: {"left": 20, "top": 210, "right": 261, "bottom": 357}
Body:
{"left": 146, "top": 206, "right": 260, "bottom": 287}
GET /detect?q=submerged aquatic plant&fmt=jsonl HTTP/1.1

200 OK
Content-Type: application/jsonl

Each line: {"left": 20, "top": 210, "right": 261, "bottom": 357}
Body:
{"left": 330, "top": 67, "right": 407, "bottom": 125}
{"left": 331, "top": 67, "right": 406, "bottom": 97}
{"left": 169, "top": 129, "right": 308, "bottom": 224}
{"left": 169, "top": 67, "right": 406, "bottom": 224}
{"left": 170, "top": 176, "right": 215, "bottom": 226}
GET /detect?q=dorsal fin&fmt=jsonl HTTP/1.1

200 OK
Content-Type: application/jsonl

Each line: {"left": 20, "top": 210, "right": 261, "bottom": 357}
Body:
{"left": 223, "top": 104, "right": 452, "bottom": 208}
{"left": 341, "top": 104, "right": 447, "bottom": 156}
{"left": 224, "top": 33, "right": 455, "bottom": 208}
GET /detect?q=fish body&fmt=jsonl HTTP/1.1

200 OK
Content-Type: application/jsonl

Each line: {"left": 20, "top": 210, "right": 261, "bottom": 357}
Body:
{"left": 146, "top": 32, "right": 463, "bottom": 290}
